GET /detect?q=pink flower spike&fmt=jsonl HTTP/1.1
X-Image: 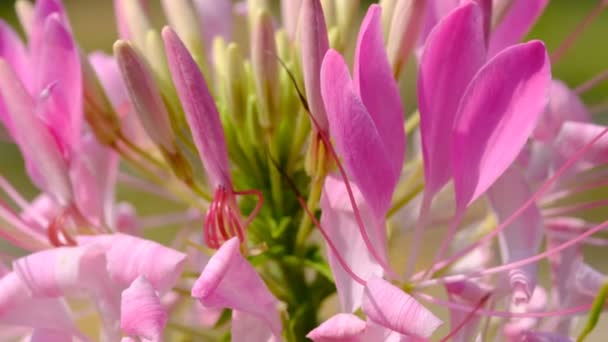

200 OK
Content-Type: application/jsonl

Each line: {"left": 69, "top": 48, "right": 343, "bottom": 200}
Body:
{"left": 487, "top": 166, "right": 543, "bottom": 304}
{"left": 298, "top": 0, "right": 330, "bottom": 133}
{"left": 36, "top": 14, "right": 83, "bottom": 158}
{"left": 121, "top": 276, "right": 167, "bottom": 342}
{"left": 163, "top": 26, "right": 232, "bottom": 189}
{"left": 362, "top": 277, "right": 442, "bottom": 338}
{"left": 452, "top": 40, "right": 551, "bottom": 209}
{"left": 321, "top": 176, "right": 384, "bottom": 313}
{"left": 320, "top": 49, "right": 395, "bottom": 219}
{"left": 354, "top": 4, "right": 406, "bottom": 180}
{"left": 0, "top": 59, "right": 73, "bottom": 206}
{"left": 191, "top": 237, "right": 283, "bottom": 340}
{"left": 306, "top": 313, "right": 367, "bottom": 341}
{"left": 488, "top": 0, "right": 549, "bottom": 58}
{"left": 417, "top": 1, "right": 486, "bottom": 199}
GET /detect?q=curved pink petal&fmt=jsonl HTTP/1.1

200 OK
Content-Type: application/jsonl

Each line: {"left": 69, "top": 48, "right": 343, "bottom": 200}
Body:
{"left": 103, "top": 234, "right": 187, "bottom": 293}
{"left": 488, "top": 0, "right": 549, "bottom": 57}
{"left": 503, "top": 287, "right": 548, "bottom": 340}
{"left": 0, "top": 59, "right": 73, "bottom": 206}
{"left": 417, "top": 2, "right": 486, "bottom": 197}
{"left": 354, "top": 5, "right": 406, "bottom": 178}
{"left": 163, "top": 26, "right": 232, "bottom": 189}
{"left": 321, "top": 176, "right": 384, "bottom": 312}
{"left": 232, "top": 310, "right": 281, "bottom": 342}
{"left": 320, "top": 50, "right": 395, "bottom": 218}
{"left": 307, "top": 313, "right": 367, "bottom": 342}
{"left": 0, "top": 20, "right": 29, "bottom": 108}
{"left": 113, "top": 0, "right": 150, "bottom": 40}
{"left": 121, "top": 276, "right": 167, "bottom": 341}
{"left": 418, "top": 0, "right": 460, "bottom": 47}
{"left": 36, "top": 15, "right": 82, "bottom": 157}
{"left": 534, "top": 80, "right": 590, "bottom": 141}
{"left": 30, "top": 0, "right": 70, "bottom": 60}
{"left": 487, "top": 166, "right": 542, "bottom": 303}
{"left": 452, "top": 40, "right": 551, "bottom": 208}
{"left": 362, "top": 277, "right": 442, "bottom": 338}
{"left": 298, "top": 0, "right": 330, "bottom": 133}
{"left": 191, "top": 237, "right": 282, "bottom": 339}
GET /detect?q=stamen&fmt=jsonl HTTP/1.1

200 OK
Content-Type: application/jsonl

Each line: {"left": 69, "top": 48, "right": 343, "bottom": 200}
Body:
{"left": 575, "top": 68, "right": 608, "bottom": 95}
{"left": 418, "top": 126, "right": 608, "bottom": 279}
{"left": 551, "top": 0, "right": 608, "bottom": 63}
{"left": 440, "top": 293, "right": 491, "bottom": 342}
{"left": 544, "top": 198, "right": 608, "bottom": 217}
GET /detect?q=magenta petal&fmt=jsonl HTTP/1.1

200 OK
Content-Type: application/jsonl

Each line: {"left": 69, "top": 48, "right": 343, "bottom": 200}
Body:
{"left": 362, "top": 277, "right": 442, "bottom": 338}
{"left": 417, "top": 2, "right": 486, "bottom": 197}
{"left": 321, "top": 176, "right": 384, "bottom": 312}
{"left": 321, "top": 50, "right": 396, "bottom": 218}
{"left": 191, "top": 237, "right": 282, "bottom": 339}
{"left": 163, "top": 26, "right": 232, "bottom": 189}
{"left": 36, "top": 15, "right": 82, "bottom": 156}
{"left": 306, "top": 313, "right": 367, "bottom": 342}
{"left": 0, "top": 60, "right": 73, "bottom": 206}
{"left": 0, "top": 20, "right": 29, "bottom": 96}
{"left": 354, "top": 5, "right": 405, "bottom": 178}
{"left": 487, "top": 166, "right": 542, "bottom": 303}
{"left": 103, "top": 234, "right": 187, "bottom": 293}
{"left": 121, "top": 276, "right": 167, "bottom": 341}
{"left": 452, "top": 40, "right": 551, "bottom": 208}
{"left": 488, "top": 0, "right": 549, "bottom": 57}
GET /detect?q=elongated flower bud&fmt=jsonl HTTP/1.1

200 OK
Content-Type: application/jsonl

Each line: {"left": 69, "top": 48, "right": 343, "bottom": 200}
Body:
{"left": 298, "top": 0, "right": 330, "bottom": 133}
{"left": 281, "top": 0, "right": 303, "bottom": 40}
{"left": 386, "top": 0, "right": 425, "bottom": 78}
{"left": 379, "top": 0, "right": 397, "bottom": 37}
{"left": 116, "top": 0, "right": 152, "bottom": 52}
{"left": 161, "top": 0, "right": 209, "bottom": 78}
{"left": 114, "top": 40, "right": 176, "bottom": 155}
{"left": 251, "top": 10, "right": 279, "bottom": 128}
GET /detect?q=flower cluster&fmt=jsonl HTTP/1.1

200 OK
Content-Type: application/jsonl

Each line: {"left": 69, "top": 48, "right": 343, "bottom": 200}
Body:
{"left": 0, "top": 0, "right": 608, "bottom": 341}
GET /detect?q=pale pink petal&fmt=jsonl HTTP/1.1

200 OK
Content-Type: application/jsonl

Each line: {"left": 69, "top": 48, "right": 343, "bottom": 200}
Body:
{"left": 488, "top": 0, "right": 549, "bottom": 57}
{"left": 20, "top": 194, "right": 60, "bottom": 228}
{"left": 534, "top": 80, "right": 590, "bottom": 141}
{"left": 191, "top": 237, "right": 282, "bottom": 339}
{"left": 0, "top": 59, "right": 73, "bottom": 206}
{"left": 35, "top": 15, "right": 82, "bottom": 157}
{"left": 354, "top": 5, "right": 405, "bottom": 178}
{"left": 0, "top": 21, "right": 30, "bottom": 133}
{"left": 417, "top": 2, "right": 486, "bottom": 197}
{"left": 232, "top": 310, "right": 281, "bottom": 342}
{"left": 503, "top": 287, "right": 548, "bottom": 340}
{"left": 321, "top": 176, "right": 384, "bottom": 312}
{"left": 362, "top": 277, "right": 442, "bottom": 338}
{"left": 30, "top": 329, "right": 74, "bottom": 342}
{"left": 298, "top": 0, "right": 330, "bottom": 133}
{"left": 114, "top": 202, "right": 140, "bottom": 235}
{"left": 194, "top": 0, "right": 233, "bottom": 47}
{"left": 452, "top": 40, "right": 551, "bottom": 208}
{"left": 121, "top": 276, "right": 167, "bottom": 341}
{"left": 307, "top": 313, "right": 367, "bottom": 342}
{"left": 445, "top": 280, "right": 491, "bottom": 342}
{"left": 163, "top": 27, "right": 232, "bottom": 189}
{"left": 320, "top": 50, "right": 395, "bottom": 218}
{"left": 103, "top": 234, "right": 187, "bottom": 293}
{"left": 554, "top": 122, "right": 608, "bottom": 167}
{"left": 282, "top": 0, "right": 303, "bottom": 40}
{"left": 487, "top": 166, "right": 543, "bottom": 303}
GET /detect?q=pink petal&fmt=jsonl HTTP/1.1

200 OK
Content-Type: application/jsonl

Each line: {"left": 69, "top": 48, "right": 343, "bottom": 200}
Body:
{"left": 103, "top": 234, "right": 187, "bottom": 293}
{"left": 487, "top": 166, "right": 542, "bottom": 303}
{"left": 232, "top": 310, "right": 281, "bottom": 342}
{"left": 417, "top": 2, "right": 486, "bottom": 197}
{"left": 320, "top": 50, "right": 396, "bottom": 218}
{"left": 191, "top": 237, "right": 282, "bottom": 339}
{"left": 163, "top": 26, "right": 232, "bottom": 189}
{"left": 307, "top": 313, "right": 367, "bottom": 342}
{"left": 0, "top": 20, "right": 29, "bottom": 101}
{"left": 0, "top": 59, "right": 73, "bottom": 206}
{"left": 113, "top": 0, "right": 150, "bottom": 40}
{"left": 0, "top": 272, "right": 78, "bottom": 333}
{"left": 121, "top": 276, "right": 167, "bottom": 341}
{"left": 362, "top": 277, "right": 442, "bottom": 338}
{"left": 354, "top": 4, "right": 406, "bottom": 178}
{"left": 445, "top": 280, "right": 491, "bottom": 342}
{"left": 194, "top": 0, "right": 233, "bottom": 48}
{"left": 282, "top": 0, "right": 303, "bottom": 40}
{"left": 452, "top": 40, "right": 551, "bottom": 208}
{"left": 533, "top": 80, "right": 590, "bottom": 141}
{"left": 321, "top": 176, "right": 384, "bottom": 312}
{"left": 418, "top": 0, "right": 460, "bottom": 47}
{"left": 554, "top": 122, "right": 608, "bottom": 167}
{"left": 488, "top": 0, "right": 549, "bottom": 57}
{"left": 298, "top": 0, "right": 330, "bottom": 132}
{"left": 30, "top": 329, "right": 74, "bottom": 342}
{"left": 36, "top": 15, "right": 82, "bottom": 157}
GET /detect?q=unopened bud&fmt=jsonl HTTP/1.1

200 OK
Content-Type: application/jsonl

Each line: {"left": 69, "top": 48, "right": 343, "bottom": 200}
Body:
{"left": 281, "top": 0, "right": 303, "bottom": 40}
{"left": 161, "top": 0, "right": 210, "bottom": 78}
{"left": 118, "top": 0, "right": 152, "bottom": 52}
{"left": 386, "top": 0, "right": 426, "bottom": 78}
{"left": 247, "top": 0, "right": 270, "bottom": 31}
{"left": 298, "top": 0, "right": 330, "bottom": 132}
{"left": 379, "top": 0, "right": 397, "bottom": 37}
{"left": 251, "top": 10, "right": 279, "bottom": 128}
{"left": 114, "top": 40, "right": 177, "bottom": 155}
{"left": 334, "top": 0, "right": 360, "bottom": 50}
{"left": 81, "top": 52, "right": 122, "bottom": 146}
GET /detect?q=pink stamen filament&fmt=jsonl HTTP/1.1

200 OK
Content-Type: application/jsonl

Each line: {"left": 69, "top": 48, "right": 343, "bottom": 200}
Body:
{"left": 416, "top": 218, "right": 608, "bottom": 289}
{"left": 541, "top": 178, "right": 608, "bottom": 205}
{"left": 416, "top": 292, "right": 592, "bottom": 319}
{"left": 440, "top": 293, "right": 491, "bottom": 342}
{"left": 551, "top": 0, "right": 608, "bottom": 64}
{"left": 417, "top": 126, "right": 608, "bottom": 280}
{"left": 543, "top": 198, "right": 608, "bottom": 217}
{"left": 575, "top": 68, "right": 608, "bottom": 95}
